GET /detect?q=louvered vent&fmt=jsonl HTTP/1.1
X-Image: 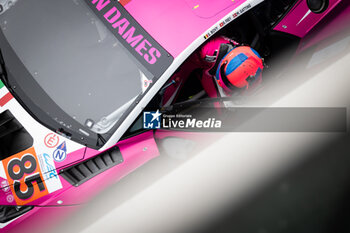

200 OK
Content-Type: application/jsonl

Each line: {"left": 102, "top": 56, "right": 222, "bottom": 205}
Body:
{"left": 60, "top": 147, "right": 124, "bottom": 186}
{"left": 0, "top": 205, "right": 33, "bottom": 223}
{"left": 0, "top": 110, "right": 33, "bottom": 160}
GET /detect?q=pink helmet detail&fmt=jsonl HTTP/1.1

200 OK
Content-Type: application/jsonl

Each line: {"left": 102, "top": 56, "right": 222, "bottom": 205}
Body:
{"left": 196, "top": 36, "right": 236, "bottom": 70}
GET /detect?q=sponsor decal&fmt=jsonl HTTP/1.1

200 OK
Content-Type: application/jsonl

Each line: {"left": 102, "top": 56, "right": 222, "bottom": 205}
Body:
{"left": 1, "top": 180, "right": 9, "bottom": 192}
{"left": 6, "top": 195, "right": 14, "bottom": 203}
{"left": 53, "top": 142, "right": 67, "bottom": 162}
{"left": 44, "top": 133, "right": 60, "bottom": 148}
{"left": 38, "top": 153, "right": 59, "bottom": 180}
{"left": 37, "top": 152, "right": 62, "bottom": 193}
{"left": 144, "top": 79, "right": 153, "bottom": 88}
{"left": 86, "top": 0, "right": 173, "bottom": 77}
{"left": 1, "top": 179, "right": 14, "bottom": 203}
{"left": 2, "top": 147, "right": 49, "bottom": 205}
{"left": 143, "top": 110, "right": 161, "bottom": 129}
{"left": 0, "top": 147, "right": 62, "bottom": 205}
{"left": 141, "top": 75, "right": 153, "bottom": 92}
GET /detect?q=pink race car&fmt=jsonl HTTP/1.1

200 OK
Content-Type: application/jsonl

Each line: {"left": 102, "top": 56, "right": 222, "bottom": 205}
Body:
{"left": 0, "top": 0, "right": 349, "bottom": 232}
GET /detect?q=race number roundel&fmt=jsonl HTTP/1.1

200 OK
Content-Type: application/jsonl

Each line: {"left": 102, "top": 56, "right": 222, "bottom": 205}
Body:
{"left": 3, "top": 147, "right": 49, "bottom": 205}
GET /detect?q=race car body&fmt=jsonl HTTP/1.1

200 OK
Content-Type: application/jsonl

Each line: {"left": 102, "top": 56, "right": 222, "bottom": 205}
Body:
{"left": 0, "top": 0, "right": 348, "bottom": 232}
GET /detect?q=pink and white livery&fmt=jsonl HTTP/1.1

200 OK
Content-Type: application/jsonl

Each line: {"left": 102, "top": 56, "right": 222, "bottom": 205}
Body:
{"left": 0, "top": 0, "right": 348, "bottom": 232}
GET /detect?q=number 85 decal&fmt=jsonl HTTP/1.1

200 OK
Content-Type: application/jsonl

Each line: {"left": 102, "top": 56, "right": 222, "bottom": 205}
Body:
{"left": 7, "top": 154, "right": 46, "bottom": 200}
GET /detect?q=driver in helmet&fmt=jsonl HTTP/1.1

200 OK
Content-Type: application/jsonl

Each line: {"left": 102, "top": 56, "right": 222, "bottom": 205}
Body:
{"left": 160, "top": 36, "right": 264, "bottom": 107}
{"left": 193, "top": 36, "right": 264, "bottom": 100}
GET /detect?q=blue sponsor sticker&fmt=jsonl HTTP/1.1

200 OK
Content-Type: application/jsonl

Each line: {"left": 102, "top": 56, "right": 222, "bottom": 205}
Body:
{"left": 53, "top": 142, "right": 67, "bottom": 162}
{"left": 43, "top": 153, "right": 59, "bottom": 179}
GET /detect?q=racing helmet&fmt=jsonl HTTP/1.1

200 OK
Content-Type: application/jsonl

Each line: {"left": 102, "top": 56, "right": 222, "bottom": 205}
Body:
{"left": 196, "top": 36, "right": 238, "bottom": 70}
{"left": 215, "top": 46, "right": 263, "bottom": 93}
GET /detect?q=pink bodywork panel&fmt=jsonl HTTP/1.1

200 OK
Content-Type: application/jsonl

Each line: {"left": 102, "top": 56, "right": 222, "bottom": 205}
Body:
{"left": 0, "top": 131, "right": 159, "bottom": 208}
{"left": 3, "top": 130, "right": 219, "bottom": 232}
{"left": 297, "top": 0, "right": 350, "bottom": 53}
{"left": 274, "top": 0, "right": 342, "bottom": 38}
{"left": 124, "top": 0, "right": 248, "bottom": 57}
{"left": 4, "top": 206, "right": 80, "bottom": 233}
{"left": 1, "top": 131, "right": 160, "bottom": 231}
{"left": 42, "top": 131, "right": 159, "bottom": 206}
{"left": 184, "top": 0, "right": 245, "bottom": 18}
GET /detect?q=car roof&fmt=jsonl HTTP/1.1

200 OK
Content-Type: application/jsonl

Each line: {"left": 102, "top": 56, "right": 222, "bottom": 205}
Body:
{"left": 123, "top": 0, "right": 249, "bottom": 58}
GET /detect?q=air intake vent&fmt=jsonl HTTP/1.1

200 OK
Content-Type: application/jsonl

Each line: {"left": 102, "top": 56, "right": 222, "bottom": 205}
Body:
{"left": 252, "top": 0, "right": 299, "bottom": 29}
{"left": 0, "top": 110, "right": 33, "bottom": 160}
{"left": 0, "top": 205, "right": 33, "bottom": 223}
{"left": 267, "top": 0, "right": 299, "bottom": 27}
{"left": 60, "top": 147, "right": 124, "bottom": 186}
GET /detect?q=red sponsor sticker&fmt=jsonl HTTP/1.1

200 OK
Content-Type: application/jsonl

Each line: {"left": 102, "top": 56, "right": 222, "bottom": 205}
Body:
{"left": 44, "top": 133, "right": 59, "bottom": 148}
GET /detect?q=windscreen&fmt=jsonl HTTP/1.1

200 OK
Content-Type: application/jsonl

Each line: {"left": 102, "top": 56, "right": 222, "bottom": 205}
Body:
{"left": 0, "top": 0, "right": 154, "bottom": 134}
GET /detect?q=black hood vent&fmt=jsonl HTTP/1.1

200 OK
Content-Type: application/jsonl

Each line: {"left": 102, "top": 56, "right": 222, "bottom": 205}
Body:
{"left": 0, "top": 110, "right": 33, "bottom": 160}
{"left": 60, "top": 147, "right": 124, "bottom": 187}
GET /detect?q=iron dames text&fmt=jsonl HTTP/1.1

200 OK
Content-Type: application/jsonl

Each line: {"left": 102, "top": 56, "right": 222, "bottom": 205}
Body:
{"left": 92, "top": 0, "right": 161, "bottom": 65}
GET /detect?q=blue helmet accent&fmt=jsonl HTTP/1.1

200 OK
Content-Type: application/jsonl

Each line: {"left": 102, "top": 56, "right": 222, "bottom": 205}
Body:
{"left": 226, "top": 53, "right": 248, "bottom": 75}
{"left": 250, "top": 48, "right": 261, "bottom": 59}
